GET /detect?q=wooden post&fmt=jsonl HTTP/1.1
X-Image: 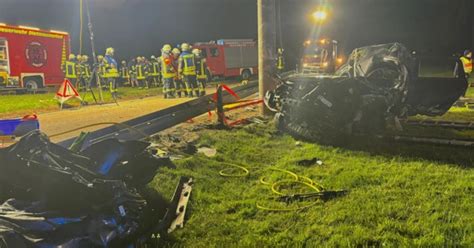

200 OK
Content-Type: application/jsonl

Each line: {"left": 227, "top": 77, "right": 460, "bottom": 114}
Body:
{"left": 258, "top": 0, "right": 277, "bottom": 115}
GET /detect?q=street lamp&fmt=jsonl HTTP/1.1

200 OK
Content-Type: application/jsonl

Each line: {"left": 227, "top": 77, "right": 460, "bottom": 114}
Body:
{"left": 312, "top": 10, "right": 328, "bottom": 22}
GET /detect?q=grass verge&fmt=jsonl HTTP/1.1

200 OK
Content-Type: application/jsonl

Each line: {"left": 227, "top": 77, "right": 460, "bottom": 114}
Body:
{"left": 150, "top": 122, "right": 473, "bottom": 247}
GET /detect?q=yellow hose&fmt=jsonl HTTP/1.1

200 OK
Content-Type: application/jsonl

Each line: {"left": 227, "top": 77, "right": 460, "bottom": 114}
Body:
{"left": 215, "top": 161, "right": 326, "bottom": 211}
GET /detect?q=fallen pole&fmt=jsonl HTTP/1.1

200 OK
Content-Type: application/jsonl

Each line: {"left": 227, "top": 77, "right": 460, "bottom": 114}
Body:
{"left": 58, "top": 81, "right": 258, "bottom": 149}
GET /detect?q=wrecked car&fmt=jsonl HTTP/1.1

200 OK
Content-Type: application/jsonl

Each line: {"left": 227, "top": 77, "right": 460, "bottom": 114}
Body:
{"left": 265, "top": 43, "right": 468, "bottom": 143}
{"left": 0, "top": 131, "right": 190, "bottom": 247}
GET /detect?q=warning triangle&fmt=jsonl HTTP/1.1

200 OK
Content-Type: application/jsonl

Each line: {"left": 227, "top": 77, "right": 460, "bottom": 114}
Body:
{"left": 55, "top": 78, "right": 82, "bottom": 105}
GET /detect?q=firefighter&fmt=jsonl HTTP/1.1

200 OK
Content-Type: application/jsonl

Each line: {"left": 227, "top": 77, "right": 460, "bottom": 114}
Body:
{"left": 64, "top": 54, "right": 78, "bottom": 86}
{"left": 148, "top": 55, "right": 160, "bottom": 87}
{"left": 460, "top": 49, "right": 472, "bottom": 79}
{"left": 193, "top": 48, "right": 209, "bottom": 96}
{"left": 136, "top": 56, "right": 148, "bottom": 89}
{"left": 172, "top": 48, "right": 186, "bottom": 97}
{"left": 97, "top": 55, "right": 106, "bottom": 88}
{"left": 179, "top": 43, "right": 199, "bottom": 97}
{"left": 120, "top": 60, "right": 130, "bottom": 87}
{"left": 103, "top": 47, "right": 120, "bottom": 98}
{"left": 128, "top": 58, "right": 138, "bottom": 88}
{"left": 277, "top": 48, "right": 285, "bottom": 73}
{"left": 75, "top": 55, "right": 84, "bottom": 90}
{"left": 159, "top": 44, "right": 176, "bottom": 98}
{"left": 81, "top": 55, "right": 92, "bottom": 88}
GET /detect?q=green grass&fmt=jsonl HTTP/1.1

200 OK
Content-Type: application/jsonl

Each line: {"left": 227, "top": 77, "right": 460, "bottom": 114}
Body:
{"left": 151, "top": 122, "right": 474, "bottom": 247}
{"left": 0, "top": 87, "right": 162, "bottom": 117}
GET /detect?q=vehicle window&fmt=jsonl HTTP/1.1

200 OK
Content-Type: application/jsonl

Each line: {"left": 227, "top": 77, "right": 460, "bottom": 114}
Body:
{"left": 210, "top": 48, "right": 219, "bottom": 57}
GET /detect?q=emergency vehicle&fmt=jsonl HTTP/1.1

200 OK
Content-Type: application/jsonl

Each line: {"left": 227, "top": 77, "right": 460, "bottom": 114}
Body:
{"left": 300, "top": 38, "right": 343, "bottom": 74}
{"left": 0, "top": 23, "right": 70, "bottom": 90}
{"left": 193, "top": 39, "right": 258, "bottom": 80}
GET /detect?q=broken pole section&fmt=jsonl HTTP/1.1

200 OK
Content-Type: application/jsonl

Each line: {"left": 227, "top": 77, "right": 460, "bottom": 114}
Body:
{"left": 258, "top": 0, "right": 277, "bottom": 115}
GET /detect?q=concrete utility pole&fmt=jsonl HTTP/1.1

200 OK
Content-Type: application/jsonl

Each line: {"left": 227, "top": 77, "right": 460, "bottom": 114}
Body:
{"left": 257, "top": 0, "right": 277, "bottom": 115}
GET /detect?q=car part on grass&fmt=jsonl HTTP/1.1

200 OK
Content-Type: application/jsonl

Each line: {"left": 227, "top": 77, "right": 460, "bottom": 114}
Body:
{"left": 58, "top": 81, "right": 258, "bottom": 150}
{"left": 0, "top": 131, "right": 190, "bottom": 247}
{"left": 296, "top": 157, "right": 324, "bottom": 166}
{"left": 265, "top": 43, "right": 468, "bottom": 143}
{"left": 404, "top": 119, "right": 474, "bottom": 130}
{"left": 167, "top": 178, "right": 193, "bottom": 233}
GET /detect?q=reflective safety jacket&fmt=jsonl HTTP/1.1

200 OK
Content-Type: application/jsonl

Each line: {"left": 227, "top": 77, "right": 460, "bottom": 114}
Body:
{"left": 196, "top": 57, "right": 208, "bottom": 80}
{"left": 160, "top": 55, "right": 176, "bottom": 79}
{"left": 103, "top": 55, "right": 119, "bottom": 78}
{"left": 136, "top": 63, "right": 148, "bottom": 80}
{"left": 64, "top": 60, "right": 77, "bottom": 79}
{"left": 82, "top": 63, "right": 92, "bottom": 79}
{"left": 460, "top": 56, "right": 473, "bottom": 74}
{"left": 150, "top": 61, "right": 160, "bottom": 76}
{"left": 121, "top": 66, "right": 130, "bottom": 79}
{"left": 98, "top": 63, "right": 106, "bottom": 78}
{"left": 277, "top": 55, "right": 285, "bottom": 70}
{"left": 179, "top": 52, "right": 196, "bottom": 76}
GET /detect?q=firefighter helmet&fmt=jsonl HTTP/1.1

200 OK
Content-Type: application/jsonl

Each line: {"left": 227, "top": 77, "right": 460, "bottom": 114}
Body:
{"left": 69, "top": 54, "right": 76, "bottom": 60}
{"left": 97, "top": 55, "right": 104, "bottom": 61}
{"left": 106, "top": 47, "right": 114, "bottom": 56}
{"left": 82, "top": 55, "right": 88, "bottom": 61}
{"left": 121, "top": 60, "right": 126, "bottom": 64}
{"left": 172, "top": 48, "right": 181, "bottom": 55}
{"left": 181, "top": 43, "right": 190, "bottom": 51}
{"left": 192, "top": 48, "right": 200, "bottom": 56}
{"left": 151, "top": 55, "right": 156, "bottom": 60}
{"left": 76, "top": 55, "right": 83, "bottom": 61}
{"left": 162, "top": 44, "right": 172, "bottom": 53}
{"left": 464, "top": 49, "right": 472, "bottom": 58}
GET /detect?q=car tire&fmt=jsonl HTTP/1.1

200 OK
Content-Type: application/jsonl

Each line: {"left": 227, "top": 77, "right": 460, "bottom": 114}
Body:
{"left": 241, "top": 69, "right": 251, "bottom": 80}
{"left": 24, "top": 78, "right": 41, "bottom": 91}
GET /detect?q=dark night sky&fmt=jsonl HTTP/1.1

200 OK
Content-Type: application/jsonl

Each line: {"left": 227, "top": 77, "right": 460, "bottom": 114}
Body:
{"left": 0, "top": 0, "right": 472, "bottom": 63}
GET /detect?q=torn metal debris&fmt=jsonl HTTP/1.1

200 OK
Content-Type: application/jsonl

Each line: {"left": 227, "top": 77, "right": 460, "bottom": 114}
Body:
{"left": 0, "top": 131, "right": 191, "bottom": 247}
{"left": 265, "top": 43, "right": 468, "bottom": 143}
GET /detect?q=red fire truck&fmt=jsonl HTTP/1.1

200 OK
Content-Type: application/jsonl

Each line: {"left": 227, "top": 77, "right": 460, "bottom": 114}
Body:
{"left": 0, "top": 23, "right": 70, "bottom": 90}
{"left": 193, "top": 39, "right": 258, "bottom": 80}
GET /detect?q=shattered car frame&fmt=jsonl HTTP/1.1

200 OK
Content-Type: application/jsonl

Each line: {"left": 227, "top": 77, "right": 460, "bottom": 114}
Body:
{"left": 265, "top": 43, "right": 468, "bottom": 143}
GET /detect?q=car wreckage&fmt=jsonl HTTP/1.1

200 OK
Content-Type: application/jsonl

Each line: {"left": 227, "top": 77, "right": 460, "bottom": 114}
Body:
{"left": 0, "top": 131, "right": 192, "bottom": 247}
{"left": 265, "top": 43, "right": 468, "bottom": 143}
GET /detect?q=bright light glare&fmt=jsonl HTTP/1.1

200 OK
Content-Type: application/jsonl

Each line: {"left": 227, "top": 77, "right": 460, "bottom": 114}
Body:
{"left": 312, "top": 10, "right": 327, "bottom": 22}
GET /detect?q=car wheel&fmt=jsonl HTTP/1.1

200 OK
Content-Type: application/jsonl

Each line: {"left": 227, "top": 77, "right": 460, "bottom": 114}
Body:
{"left": 241, "top": 69, "right": 251, "bottom": 80}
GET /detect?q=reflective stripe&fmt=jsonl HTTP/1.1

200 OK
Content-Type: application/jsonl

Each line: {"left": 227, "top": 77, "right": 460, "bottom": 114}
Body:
{"left": 161, "top": 57, "right": 176, "bottom": 78}
{"left": 277, "top": 56, "right": 284, "bottom": 70}
{"left": 103, "top": 60, "right": 119, "bottom": 78}
{"left": 182, "top": 54, "right": 196, "bottom": 76}
{"left": 197, "top": 59, "right": 207, "bottom": 79}
{"left": 460, "top": 57, "right": 473, "bottom": 74}
{"left": 137, "top": 65, "right": 146, "bottom": 80}
{"left": 121, "top": 67, "right": 130, "bottom": 78}
{"left": 65, "top": 61, "right": 77, "bottom": 78}
{"left": 151, "top": 62, "right": 160, "bottom": 76}
{"left": 84, "top": 65, "right": 91, "bottom": 78}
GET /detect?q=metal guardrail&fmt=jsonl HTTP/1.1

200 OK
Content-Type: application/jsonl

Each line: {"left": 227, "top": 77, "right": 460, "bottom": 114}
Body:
{"left": 58, "top": 81, "right": 259, "bottom": 149}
